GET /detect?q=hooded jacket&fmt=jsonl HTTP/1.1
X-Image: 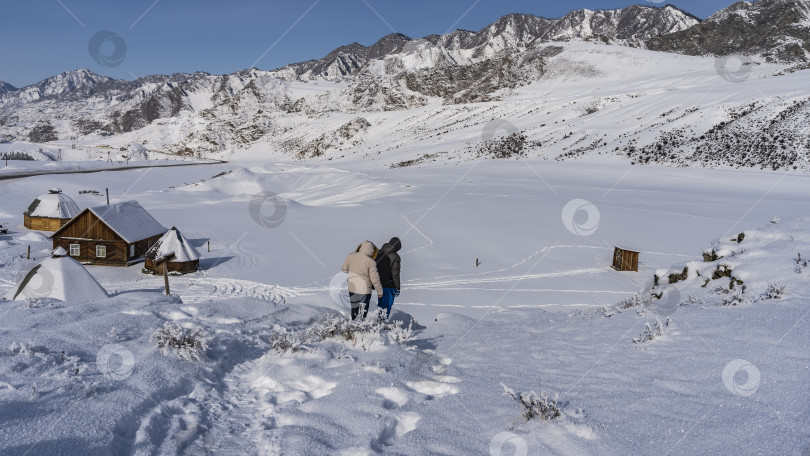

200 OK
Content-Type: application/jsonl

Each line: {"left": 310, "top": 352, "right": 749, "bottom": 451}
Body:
{"left": 376, "top": 237, "right": 401, "bottom": 291}
{"left": 341, "top": 241, "right": 384, "bottom": 295}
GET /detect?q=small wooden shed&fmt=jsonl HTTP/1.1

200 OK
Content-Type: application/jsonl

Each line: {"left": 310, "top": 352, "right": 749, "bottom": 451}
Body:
{"left": 612, "top": 246, "right": 639, "bottom": 272}
{"left": 144, "top": 227, "right": 200, "bottom": 274}
{"left": 24, "top": 188, "right": 81, "bottom": 231}
{"left": 50, "top": 200, "right": 165, "bottom": 266}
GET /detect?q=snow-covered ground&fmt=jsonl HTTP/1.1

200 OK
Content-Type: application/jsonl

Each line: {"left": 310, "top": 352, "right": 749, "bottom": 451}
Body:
{"left": 0, "top": 159, "right": 808, "bottom": 454}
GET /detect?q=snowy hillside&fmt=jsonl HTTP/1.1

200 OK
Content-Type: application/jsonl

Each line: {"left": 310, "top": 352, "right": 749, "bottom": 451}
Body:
{"left": 0, "top": 160, "right": 807, "bottom": 454}
{"left": 0, "top": 1, "right": 808, "bottom": 169}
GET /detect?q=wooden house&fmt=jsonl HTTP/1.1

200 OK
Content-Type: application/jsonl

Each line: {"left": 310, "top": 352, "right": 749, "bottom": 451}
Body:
{"left": 50, "top": 201, "right": 166, "bottom": 266}
{"left": 144, "top": 226, "right": 200, "bottom": 274}
{"left": 612, "top": 247, "right": 639, "bottom": 272}
{"left": 24, "top": 188, "right": 81, "bottom": 231}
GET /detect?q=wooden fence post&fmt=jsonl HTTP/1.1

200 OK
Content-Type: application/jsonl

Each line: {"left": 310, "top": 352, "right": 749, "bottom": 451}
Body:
{"left": 155, "top": 252, "right": 176, "bottom": 295}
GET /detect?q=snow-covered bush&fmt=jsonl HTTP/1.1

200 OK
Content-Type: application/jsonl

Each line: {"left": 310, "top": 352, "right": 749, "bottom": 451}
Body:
{"left": 720, "top": 289, "right": 749, "bottom": 307}
{"left": 633, "top": 318, "right": 670, "bottom": 343}
{"left": 501, "top": 383, "right": 561, "bottom": 424}
{"left": 268, "top": 328, "right": 304, "bottom": 353}
{"left": 389, "top": 320, "right": 414, "bottom": 344}
{"left": 762, "top": 282, "right": 786, "bottom": 300}
{"left": 616, "top": 294, "right": 644, "bottom": 310}
{"left": 795, "top": 253, "right": 807, "bottom": 273}
{"left": 267, "top": 313, "right": 413, "bottom": 354}
{"left": 151, "top": 323, "right": 208, "bottom": 361}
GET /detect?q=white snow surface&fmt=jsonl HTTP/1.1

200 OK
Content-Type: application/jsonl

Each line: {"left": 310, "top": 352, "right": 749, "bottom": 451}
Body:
{"left": 85, "top": 200, "right": 166, "bottom": 244}
{"left": 0, "top": 158, "right": 808, "bottom": 454}
{"left": 25, "top": 191, "right": 81, "bottom": 219}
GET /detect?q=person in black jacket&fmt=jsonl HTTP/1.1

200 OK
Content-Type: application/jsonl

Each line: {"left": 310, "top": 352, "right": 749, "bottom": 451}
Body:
{"left": 375, "top": 237, "right": 401, "bottom": 319}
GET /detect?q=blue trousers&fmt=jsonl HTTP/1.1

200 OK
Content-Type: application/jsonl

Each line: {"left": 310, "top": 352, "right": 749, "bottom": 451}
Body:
{"left": 377, "top": 288, "right": 397, "bottom": 319}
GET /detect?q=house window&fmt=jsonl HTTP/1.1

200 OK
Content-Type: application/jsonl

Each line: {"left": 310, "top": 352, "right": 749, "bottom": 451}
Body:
{"left": 130, "top": 244, "right": 135, "bottom": 258}
{"left": 96, "top": 245, "right": 106, "bottom": 258}
{"left": 69, "top": 244, "right": 80, "bottom": 257}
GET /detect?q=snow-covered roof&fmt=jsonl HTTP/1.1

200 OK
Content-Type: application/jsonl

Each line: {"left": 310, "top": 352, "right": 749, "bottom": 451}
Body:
{"left": 87, "top": 201, "right": 166, "bottom": 244}
{"left": 7, "top": 256, "right": 108, "bottom": 302}
{"left": 24, "top": 190, "right": 81, "bottom": 219}
{"left": 145, "top": 226, "right": 200, "bottom": 263}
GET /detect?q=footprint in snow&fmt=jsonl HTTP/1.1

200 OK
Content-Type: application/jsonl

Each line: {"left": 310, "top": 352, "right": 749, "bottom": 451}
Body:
{"left": 376, "top": 413, "right": 421, "bottom": 447}
{"left": 375, "top": 387, "right": 409, "bottom": 410}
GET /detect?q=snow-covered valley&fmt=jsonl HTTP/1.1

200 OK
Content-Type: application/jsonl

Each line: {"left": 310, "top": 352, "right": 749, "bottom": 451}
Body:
{"left": 2, "top": 0, "right": 810, "bottom": 453}
{"left": 0, "top": 160, "right": 808, "bottom": 454}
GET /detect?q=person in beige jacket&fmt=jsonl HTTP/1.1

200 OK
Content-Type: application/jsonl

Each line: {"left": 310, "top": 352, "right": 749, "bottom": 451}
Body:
{"left": 341, "top": 241, "right": 384, "bottom": 320}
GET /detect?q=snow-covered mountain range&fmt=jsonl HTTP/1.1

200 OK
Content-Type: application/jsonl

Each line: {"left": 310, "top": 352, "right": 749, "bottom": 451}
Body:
{"left": 1, "top": 1, "right": 809, "bottom": 170}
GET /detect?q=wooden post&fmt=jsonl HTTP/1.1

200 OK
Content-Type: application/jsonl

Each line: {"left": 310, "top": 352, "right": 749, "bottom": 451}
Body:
{"left": 163, "top": 265, "right": 170, "bottom": 295}
{"left": 106, "top": 188, "right": 109, "bottom": 205}
{"left": 155, "top": 253, "right": 176, "bottom": 295}
{"left": 207, "top": 240, "right": 210, "bottom": 252}
{"left": 27, "top": 245, "right": 30, "bottom": 259}
{"left": 475, "top": 258, "right": 480, "bottom": 267}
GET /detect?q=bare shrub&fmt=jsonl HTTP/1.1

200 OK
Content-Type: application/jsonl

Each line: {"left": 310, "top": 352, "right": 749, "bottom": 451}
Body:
{"left": 151, "top": 323, "right": 208, "bottom": 361}
{"left": 633, "top": 318, "right": 670, "bottom": 343}
{"left": 501, "top": 383, "right": 561, "bottom": 425}
{"left": 762, "top": 282, "right": 786, "bottom": 300}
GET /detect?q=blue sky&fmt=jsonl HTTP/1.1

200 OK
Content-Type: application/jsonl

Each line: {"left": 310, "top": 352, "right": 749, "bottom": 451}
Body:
{"left": 1, "top": 0, "right": 738, "bottom": 87}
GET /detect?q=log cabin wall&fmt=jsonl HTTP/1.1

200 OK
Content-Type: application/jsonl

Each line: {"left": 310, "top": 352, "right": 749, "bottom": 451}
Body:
{"left": 56, "top": 211, "right": 121, "bottom": 241}
{"left": 24, "top": 216, "right": 68, "bottom": 232}
{"left": 52, "top": 238, "right": 128, "bottom": 266}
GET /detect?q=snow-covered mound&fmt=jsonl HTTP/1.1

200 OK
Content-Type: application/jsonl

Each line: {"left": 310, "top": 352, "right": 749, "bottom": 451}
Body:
{"left": 6, "top": 255, "right": 108, "bottom": 302}
{"left": 640, "top": 217, "right": 810, "bottom": 310}
{"left": 180, "top": 165, "right": 405, "bottom": 206}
